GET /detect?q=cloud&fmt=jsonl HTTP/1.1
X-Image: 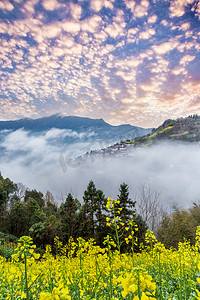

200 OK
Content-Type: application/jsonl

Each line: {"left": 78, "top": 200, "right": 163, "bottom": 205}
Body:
{"left": 169, "top": 0, "right": 194, "bottom": 18}
{"left": 42, "top": 0, "right": 60, "bottom": 11}
{"left": 0, "top": 0, "right": 199, "bottom": 128}
{"left": 134, "top": 0, "right": 149, "bottom": 18}
{"left": 0, "top": 0, "right": 14, "bottom": 11}
{"left": 62, "top": 21, "right": 81, "bottom": 34}
{"left": 1, "top": 128, "right": 96, "bottom": 156}
{"left": 90, "top": 0, "right": 114, "bottom": 12}
{"left": 104, "top": 22, "right": 125, "bottom": 39}
{"left": 1, "top": 134, "right": 200, "bottom": 211}
{"left": 20, "top": 0, "right": 39, "bottom": 16}
{"left": 147, "top": 15, "right": 157, "bottom": 24}
{"left": 161, "top": 20, "right": 168, "bottom": 26}
{"left": 124, "top": 0, "right": 135, "bottom": 13}
{"left": 179, "top": 55, "right": 195, "bottom": 66}
{"left": 171, "top": 67, "right": 187, "bottom": 76}
{"left": 152, "top": 40, "right": 179, "bottom": 55}
{"left": 70, "top": 3, "right": 82, "bottom": 20}
{"left": 125, "top": 0, "right": 149, "bottom": 18}
{"left": 139, "top": 28, "right": 155, "bottom": 40}
{"left": 181, "top": 22, "right": 190, "bottom": 31}
{"left": 81, "top": 15, "right": 102, "bottom": 33}
{"left": 196, "top": 1, "right": 200, "bottom": 20}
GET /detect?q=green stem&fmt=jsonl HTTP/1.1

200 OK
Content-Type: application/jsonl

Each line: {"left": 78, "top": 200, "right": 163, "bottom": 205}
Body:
{"left": 24, "top": 253, "right": 29, "bottom": 300}
{"left": 108, "top": 238, "right": 112, "bottom": 300}
{"left": 113, "top": 205, "right": 120, "bottom": 254}
{"left": 179, "top": 255, "right": 182, "bottom": 300}
{"left": 158, "top": 251, "right": 162, "bottom": 300}
{"left": 137, "top": 269, "right": 142, "bottom": 300}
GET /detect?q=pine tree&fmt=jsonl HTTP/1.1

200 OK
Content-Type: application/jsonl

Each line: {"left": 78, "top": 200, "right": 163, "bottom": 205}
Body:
{"left": 117, "top": 183, "right": 136, "bottom": 224}
{"left": 116, "top": 183, "right": 147, "bottom": 252}
{"left": 82, "top": 181, "right": 97, "bottom": 238}
{"left": 95, "top": 189, "right": 107, "bottom": 245}
{"left": 82, "top": 180, "right": 107, "bottom": 243}
{"left": 59, "top": 193, "right": 81, "bottom": 241}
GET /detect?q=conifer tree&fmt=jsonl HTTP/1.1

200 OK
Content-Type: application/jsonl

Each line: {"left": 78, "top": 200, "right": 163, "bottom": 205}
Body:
{"left": 82, "top": 180, "right": 106, "bottom": 243}
{"left": 59, "top": 193, "right": 81, "bottom": 241}
{"left": 82, "top": 180, "right": 98, "bottom": 239}
{"left": 117, "top": 183, "right": 136, "bottom": 224}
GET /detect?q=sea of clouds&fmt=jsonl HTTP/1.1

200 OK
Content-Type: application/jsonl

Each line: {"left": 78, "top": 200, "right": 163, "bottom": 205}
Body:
{"left": 0, "top": 128, "right": 200, "bottom": 211}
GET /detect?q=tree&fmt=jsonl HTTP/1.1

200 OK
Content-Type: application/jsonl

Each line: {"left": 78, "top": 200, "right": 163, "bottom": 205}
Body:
{"left": 114, "top": 183, "right": 148, "bottom": 252}
{"left": 3, "top": 177, "right": 18, "bottom": 199}
{"left": 137, "top": 184, "right": 163, "bottom": 231}
{"left": 156, "top": 207, "right": 196, "bottom": 248}
{"left": 9, "top": 202, "right": 28, "bottom": 236}
{"left": 82, "top": 181, "right": 97, "bottom": 239}
{"left": 59, "top": 193, "right": 81, "bottom": 242}
{"left": 0, "top": 183, "right": 7, "bottom": 210}
{"left": 8, "top": 183, "right": 27, "bottom": 208}
{"left": 82, "top": 181, "right": 107, "bottom": 243}
{"left": 29, "top": 222, "right": 49, "bottom": 247}
{"left": 94, "top": 189, "right": 107, "bottom": 245}
{"left": 134, "top": 214, "right": 148, "bottom": 252}
{"left": 24, "top": 189, "right": 44, "bottom": 208}
{"left": 0, "top": 173, "right": 18, "bottom": 209}
{"left": 189, "top": 202, "right": 200, "bottom": 226}
{"left": 117, "top": 183, "right": 136, "bottom": 224}
{"left": 0, "top": 183, "right": 9, "bottom": 232}
{"left": 43, "top": 191, "right": 58, "bottom": 217}
{"left": 25, "top": 199, "right": 47, "bottom": 229}
{"left": 15, "top": 183, "right": 26, "bottom": 201}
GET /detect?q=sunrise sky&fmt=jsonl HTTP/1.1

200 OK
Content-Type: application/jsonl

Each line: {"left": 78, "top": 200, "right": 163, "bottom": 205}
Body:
{"left": 0, "top": 0, "right": 200, "bottom": 127}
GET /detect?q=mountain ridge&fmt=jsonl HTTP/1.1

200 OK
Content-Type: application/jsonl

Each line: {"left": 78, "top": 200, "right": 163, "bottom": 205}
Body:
{"left": 0, "top": 114, "right": 148, "bottom": 130}
{"left": 0, "top": 114, "right": 151, "bottom": 142}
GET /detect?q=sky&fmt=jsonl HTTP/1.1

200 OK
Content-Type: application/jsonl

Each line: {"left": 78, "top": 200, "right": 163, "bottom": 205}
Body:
{"left": 0, "top": 0, "right": 200, "bottom": 127}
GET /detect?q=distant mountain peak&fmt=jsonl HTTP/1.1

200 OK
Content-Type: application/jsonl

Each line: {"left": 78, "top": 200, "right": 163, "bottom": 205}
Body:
{"left": 0, "top": 115, "right": 151, "bottom": 142}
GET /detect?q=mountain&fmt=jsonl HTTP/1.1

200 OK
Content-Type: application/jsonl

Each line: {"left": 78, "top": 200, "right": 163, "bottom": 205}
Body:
{"left": 77, "top": 114, "right": 200, "bottom": 161}
{"left": 0, "top": 114, "right": 151, "bottom": 142}
{"left": 130, "top": 114, "right": 200, "bottom": 146}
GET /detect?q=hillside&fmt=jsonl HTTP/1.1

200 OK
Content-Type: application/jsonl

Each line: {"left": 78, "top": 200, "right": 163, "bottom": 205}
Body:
{"left": 77, "top": 115, "right": 200, "bottom": 160}
{"left": 130, "top": 114, "right": 200, "bottom": 146}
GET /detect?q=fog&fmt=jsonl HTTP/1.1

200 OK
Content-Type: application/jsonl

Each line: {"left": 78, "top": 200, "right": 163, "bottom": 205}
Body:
{"left": 0, "top": 128, "right": 200, "bottom": 210}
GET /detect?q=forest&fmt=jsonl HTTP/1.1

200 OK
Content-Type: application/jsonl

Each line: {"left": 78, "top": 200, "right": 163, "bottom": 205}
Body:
{"left": 1, "top": 171, "right": 200, "bottom": 251}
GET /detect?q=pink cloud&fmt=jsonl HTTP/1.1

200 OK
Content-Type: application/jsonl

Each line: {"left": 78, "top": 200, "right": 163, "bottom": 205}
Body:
{"left": 0, "top": 0, "right": 14, "bottom": 11}
{"left": 90, "top": 0, "right": 114, "bottom": 12}
{"left": 148, "top": 15, "right": 157, "bottom": 24}
{"left": 42, "top": 0, "right": 60, "bottom": 11}
{"left": 169, "top": 0, "right": 194, "bottom": 18}
{"left": 179, "top": 55, "right": 195, "bottom": 66}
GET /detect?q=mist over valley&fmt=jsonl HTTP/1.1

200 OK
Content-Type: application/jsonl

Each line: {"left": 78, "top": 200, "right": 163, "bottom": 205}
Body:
{"left": 0, "top": 115, "right": 200, "bottom": 212}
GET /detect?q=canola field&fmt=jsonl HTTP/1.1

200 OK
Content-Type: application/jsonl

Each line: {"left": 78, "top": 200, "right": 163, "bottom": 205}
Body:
{"left": 1, "top": 199, "right": 200, "bottom": 300}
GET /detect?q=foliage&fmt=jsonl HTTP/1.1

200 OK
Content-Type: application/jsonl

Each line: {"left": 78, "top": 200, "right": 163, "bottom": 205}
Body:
{"left": 156, "top": 207, "right": 197, "bottom": 248}
{"left": 59, "top": 193, "right": 81, "bottom": 241}
{"left": 117, "top": 183, "right": 136, "bottom": 223}
{"left": 0, "top": 239, "right": 15, "bottom": 261}
{"left": 81, "top": 180, "right": 107, "bottom": 243}
{"left": 24, "top": 189, "right": 44, "bottom": 208}
{"left": 3, "top": 170, "right": 200, "bottom": 255}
